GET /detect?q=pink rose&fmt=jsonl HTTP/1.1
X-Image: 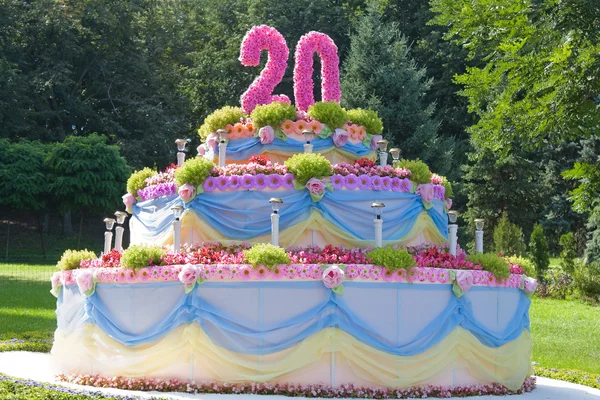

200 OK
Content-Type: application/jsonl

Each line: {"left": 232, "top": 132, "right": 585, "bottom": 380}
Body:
{"left": 322, "top": 265, "right": 345, "bottom": 289}
{"left": 75, "top": 269, "right": 95, "bottom": 295}
{"left": 524, "top": 277, "right": 538, "bottom": 294}
{"left": 417, "top": 183, "right": 435, "bottom": 203}
{"left": 258, "top": 126, "right": 275, "bottom": 144}
{"left": 178, "top": 183, "right": 195, "bottom": 202}
{"left": 446, "top": 198, "right": 453, "bottom": 210}
{"left": 197, "top": 144, "right": 206, "bottom": 156}
{"left": 370, "top": 135, "right": 383, "bottom": 150}
{"left": 456, "top": 270, "right": 474, "bottom": 293}
{"left": 178, "top": 264, "right": 199, "bottom": 287}
{"left": 332, "top": 128, "right": 349, "bottom": 147}
{"left": 206, "top": 132, "right": 218, "bottom": 151}
{"left": 122, "top": 193, "right": 136, "bottom": 208}
{"left": 306, "top": 178, "right": 326, "bottom": 196}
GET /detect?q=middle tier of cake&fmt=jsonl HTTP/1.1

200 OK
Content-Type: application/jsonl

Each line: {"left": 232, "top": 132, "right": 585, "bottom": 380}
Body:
{"left": 130, "top": 189, "right": 449, "bottom": 248}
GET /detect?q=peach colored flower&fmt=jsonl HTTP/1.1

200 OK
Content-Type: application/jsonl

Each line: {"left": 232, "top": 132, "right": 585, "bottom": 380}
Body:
{"left": 281, "top": 120, "right": 296, "bottom": 135}
{"left": 308, "top": 120, "right": 323, "bottom": 134}
{"left": 245, "top": 122, "right": 256, "bottom": 136}
{"left": 348, "top": 124, "right": 359, "bottom": 139}
{"left": 225, "top": 124, "right": 234, "bottom": 135}
{"left": 344, "top": 122, "right": 353, "bottom": 132}
{"left": 232, "top": 123, "right": 248, "bottom": 138}
{"left": 357, "top": 126, "right": 366, "bottom": 140}
{"left": 294, "top": 120, "right": 308, "bottom": 134}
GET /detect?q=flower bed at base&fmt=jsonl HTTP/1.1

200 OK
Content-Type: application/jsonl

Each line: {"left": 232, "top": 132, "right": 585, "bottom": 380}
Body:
{"left": 0, "top": 373, "right": 140, "bottom": 400}
{"left": 57, "top": 374, "right": 537, "bottom": 398}
{"left": 533, "top": 367, "right": 600, "bottom": 390}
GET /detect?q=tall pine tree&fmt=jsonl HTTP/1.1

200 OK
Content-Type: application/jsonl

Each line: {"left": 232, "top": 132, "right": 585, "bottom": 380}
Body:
{"left": 340, "top": 6, "right": 455, "bottom": 178}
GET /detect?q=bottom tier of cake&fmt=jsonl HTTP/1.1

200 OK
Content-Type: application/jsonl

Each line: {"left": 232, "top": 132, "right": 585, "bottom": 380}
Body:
{"left": 51, "top": 277, "right": 532, "bottom": 391}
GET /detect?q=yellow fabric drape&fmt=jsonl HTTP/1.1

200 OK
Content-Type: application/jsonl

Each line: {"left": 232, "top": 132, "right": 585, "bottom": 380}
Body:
{"left": 142, "top": 210, "right": 446, "bottom": 248}
{"left": 53, "top": 325, "right": 531, "bottom": 390}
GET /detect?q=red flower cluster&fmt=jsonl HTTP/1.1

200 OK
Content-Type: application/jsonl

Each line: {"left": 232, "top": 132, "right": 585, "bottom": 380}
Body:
{"left": 100, "top": 249, "right": 122, "bottom": 268}
{"left": 414, "top": 246, "right": 480, "bottom": 271}
{"left": 248, "top": 155, "right": 270, "bottom": 166}
{"left": 355, "top": 158, "right": 375, "bottom": 168}
{"left": 287, "top": 245, "right": 369, "bottom": 264}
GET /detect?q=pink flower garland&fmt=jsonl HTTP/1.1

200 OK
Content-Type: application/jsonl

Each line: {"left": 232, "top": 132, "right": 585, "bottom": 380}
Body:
{"left": 58, "top": 374, "right": 536, "bottom": 397}
{"left": 294, "top": 31, "right": 341, "bottom": 111}
{"left": 239, "top": 25, "right": 290, "bottom": 114}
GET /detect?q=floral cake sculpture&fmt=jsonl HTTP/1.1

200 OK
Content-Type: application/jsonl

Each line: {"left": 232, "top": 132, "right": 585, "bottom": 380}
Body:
{"left": 51, "top": 25, "right": 537, "bottom": 398}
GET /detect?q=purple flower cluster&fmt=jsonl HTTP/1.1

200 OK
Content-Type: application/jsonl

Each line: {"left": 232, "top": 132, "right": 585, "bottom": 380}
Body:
{"left": 204, "top": 173, "right": 293, "bottom": 192}
{"left": 331, "top": 174, "right": 412, "bottom": 192}
{"left": 137, "top": 182, "right": 178, "bottom": 201}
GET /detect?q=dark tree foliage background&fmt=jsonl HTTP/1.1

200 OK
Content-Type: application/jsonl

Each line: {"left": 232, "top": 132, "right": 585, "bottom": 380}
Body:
{"left": 1, "top": 0, "right": 598, "bottom": 259}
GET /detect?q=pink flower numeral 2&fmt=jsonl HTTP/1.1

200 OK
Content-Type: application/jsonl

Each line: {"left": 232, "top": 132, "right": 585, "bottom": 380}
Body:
{"left": 239, "top": 25, "right": 291, "bottom": 114}
{"left": 294, "top": 31, "right": 341, "bottom": 112}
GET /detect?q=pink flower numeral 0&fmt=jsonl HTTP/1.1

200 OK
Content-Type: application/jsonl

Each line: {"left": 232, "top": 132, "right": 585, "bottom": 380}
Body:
{"left": 239, "top": 25, "right": 291, "bottom": 114}
{"left": 294, "top": 31, "right": 341, "bottom": 112}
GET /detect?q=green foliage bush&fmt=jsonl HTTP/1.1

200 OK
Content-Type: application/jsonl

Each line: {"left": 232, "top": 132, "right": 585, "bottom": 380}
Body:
{"left": 493, "top": 213, "right": 526, "bottom": 256}
{"left": 127, "top": 167, "right": 156, "bottom": 198}
{"left": 244, "top": 244, "right": 290, "bottom": 269}
{"left": 366, "top": 246, "right": 416, "bottom": 270}
{"left": 175, "top": 157, "right": 215, "bottom": 187}
{"left": 466, "top": 253, "right": 510, "bottom": 281}
{"left": 284, "top": 153, "right": 332, "bottom": 186}
{"left": 530, "top": 224, "right": 550, "bottom": 279}
{"left": 121, "top": 244, "right": 166, "bottom": 269}
{"left": 537, "top": 271, "right": 573, "bottom": 300}
{"left": 394, "top": 159, "right": 432, "bottom": 184}
{"left": 198, "top": 106, "right": 246, "bottom": 141}
{"left": 533, "top": 366, "right": 600, "bottom": 390}
{"left": 0, "top": 373, "right": 122, "bottom": 399}
{"left": 505, "top": 255, "right": 535, "bottom": 277}
{"left": 559, "top": 232, "right": 577, "bottom": 274}
{"left": 572, "top": 261, "right": 600, "bottom": 303}
{"left": 251, "top": 102, "right": 297, "bottom": 129}
{"left": 346, "top": 108, "right": 383, "bottom": 134}
{"left": 440, "top": 176, "right": 453, "bottom": 198}
{"left": 307, "top": 101, "right": 348, "bottom": 129}
{"left": 57, "top": 249, "right": 96, "bottom": 271}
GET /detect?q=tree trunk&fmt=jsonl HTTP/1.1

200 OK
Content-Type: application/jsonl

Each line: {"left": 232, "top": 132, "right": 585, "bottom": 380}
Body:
{"left": 42, "top": 212, "right": 49, "bottom": 234}
{"left": 77, "top": 211, "right": 84, "bottom": 250}
{"left": 37, "top": 215, "right": 47, "bottom": 260}
{"left": 63, "top": 211, "right": 73, "bottom": 236}
{"left": 5, "top": 221, "right": 9, "bottom": 261}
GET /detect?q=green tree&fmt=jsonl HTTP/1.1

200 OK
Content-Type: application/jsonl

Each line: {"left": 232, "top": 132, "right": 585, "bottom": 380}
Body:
{"left": 45, "top": 135, "right": 130, "bottom": 248}
{"left": 462, "top": 147, "right": 550, "bottom": 248}
{"left": 0, "top": 140, "right": 52, "bottom": 258}
{"left": 340, "top": 6, "right": 455, "bottom": 178}
{"left": 530, "top": 224, "right": 550, "bottom": 280}
{"left": 493, "top": 213, "right": 526, "bottom": 257}
{"left": 559, "top": 232, "right": 577, "bottom": 274}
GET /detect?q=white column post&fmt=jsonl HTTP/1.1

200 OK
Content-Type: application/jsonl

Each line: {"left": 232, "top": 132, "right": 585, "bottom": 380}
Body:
{"left": 103, "top": 231, "right": 113, "bottom": 255}
{"left": 173, "top": 219, "right": 182, "bottom": 254}
{"left": 374, "top": 219, "right": 383, "bottom": 248}
{"left": 218, "top": 142, "right": 227, "bottom": 167}
{"left": 475, "top": 230, "right": 484, "bottom": 254}
{"left": 303, "top": 143, "right": 314, "bottom": 154}
{"left": 379, "top": 151, "right": 388, "bottom": 167}
{"left": 449, "top": 224, "right": 458, "bottom": 256}
{"left": 114, "top": 226, "right": 125, "bottom": 253}
{"left": 271, "top": 213, "right": 280, "bottom": 247}
{"left": 177, "top": 152, "right": 185, "bottom": 167}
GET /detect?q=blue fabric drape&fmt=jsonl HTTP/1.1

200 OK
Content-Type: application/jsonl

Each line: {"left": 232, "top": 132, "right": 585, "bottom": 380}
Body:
{"left": 132, "top": 190, "right": 448, "bottom": 242}
{"left": 60, "top": 282, "right": 530, "bottom": 357}
{"left": 219, "top": 137, "right": 373, "bottom": 160}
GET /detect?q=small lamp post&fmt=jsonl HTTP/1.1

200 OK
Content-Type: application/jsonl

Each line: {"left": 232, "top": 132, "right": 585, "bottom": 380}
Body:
{"left": 389, "top": 148, "right": 401, "bottom": 165}
{"left": 103, "top": 218, "right": 116, "bottom": 255}
{"left": 474, "top": 218, "right": 485, "bottom": 253}
{"left": 377, "top": 140, "right": 389, "bottom": 166}
{"left": 303, "top": 129, "right": 315, "bottom": 154}
{"left": 448, "top": 211, "right": 459, "bottom": 256}
{"left": 114, "top": 211, "right": 128, "bottom": 253}
{"left": 175, "top": 139, "right": 187, "bottom": 167}
{"left": 217, "top": 129, "right": 228, "bottom": 168}
{"left": 269, "top": 198, "right": 283, "bottom": 247}
{"left": 171, "top": 205, "right": 184, "bottom": 253}
{"left": 371, "top": 202, "right": 385, "bottom": 247}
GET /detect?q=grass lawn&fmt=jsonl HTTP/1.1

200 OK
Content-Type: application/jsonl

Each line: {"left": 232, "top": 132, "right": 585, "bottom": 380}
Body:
{"left": 0, "top": 263, "right": 56, "bottom": 342}
{"left": 1, "top": 263, "right": 600, "bottom": 376}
